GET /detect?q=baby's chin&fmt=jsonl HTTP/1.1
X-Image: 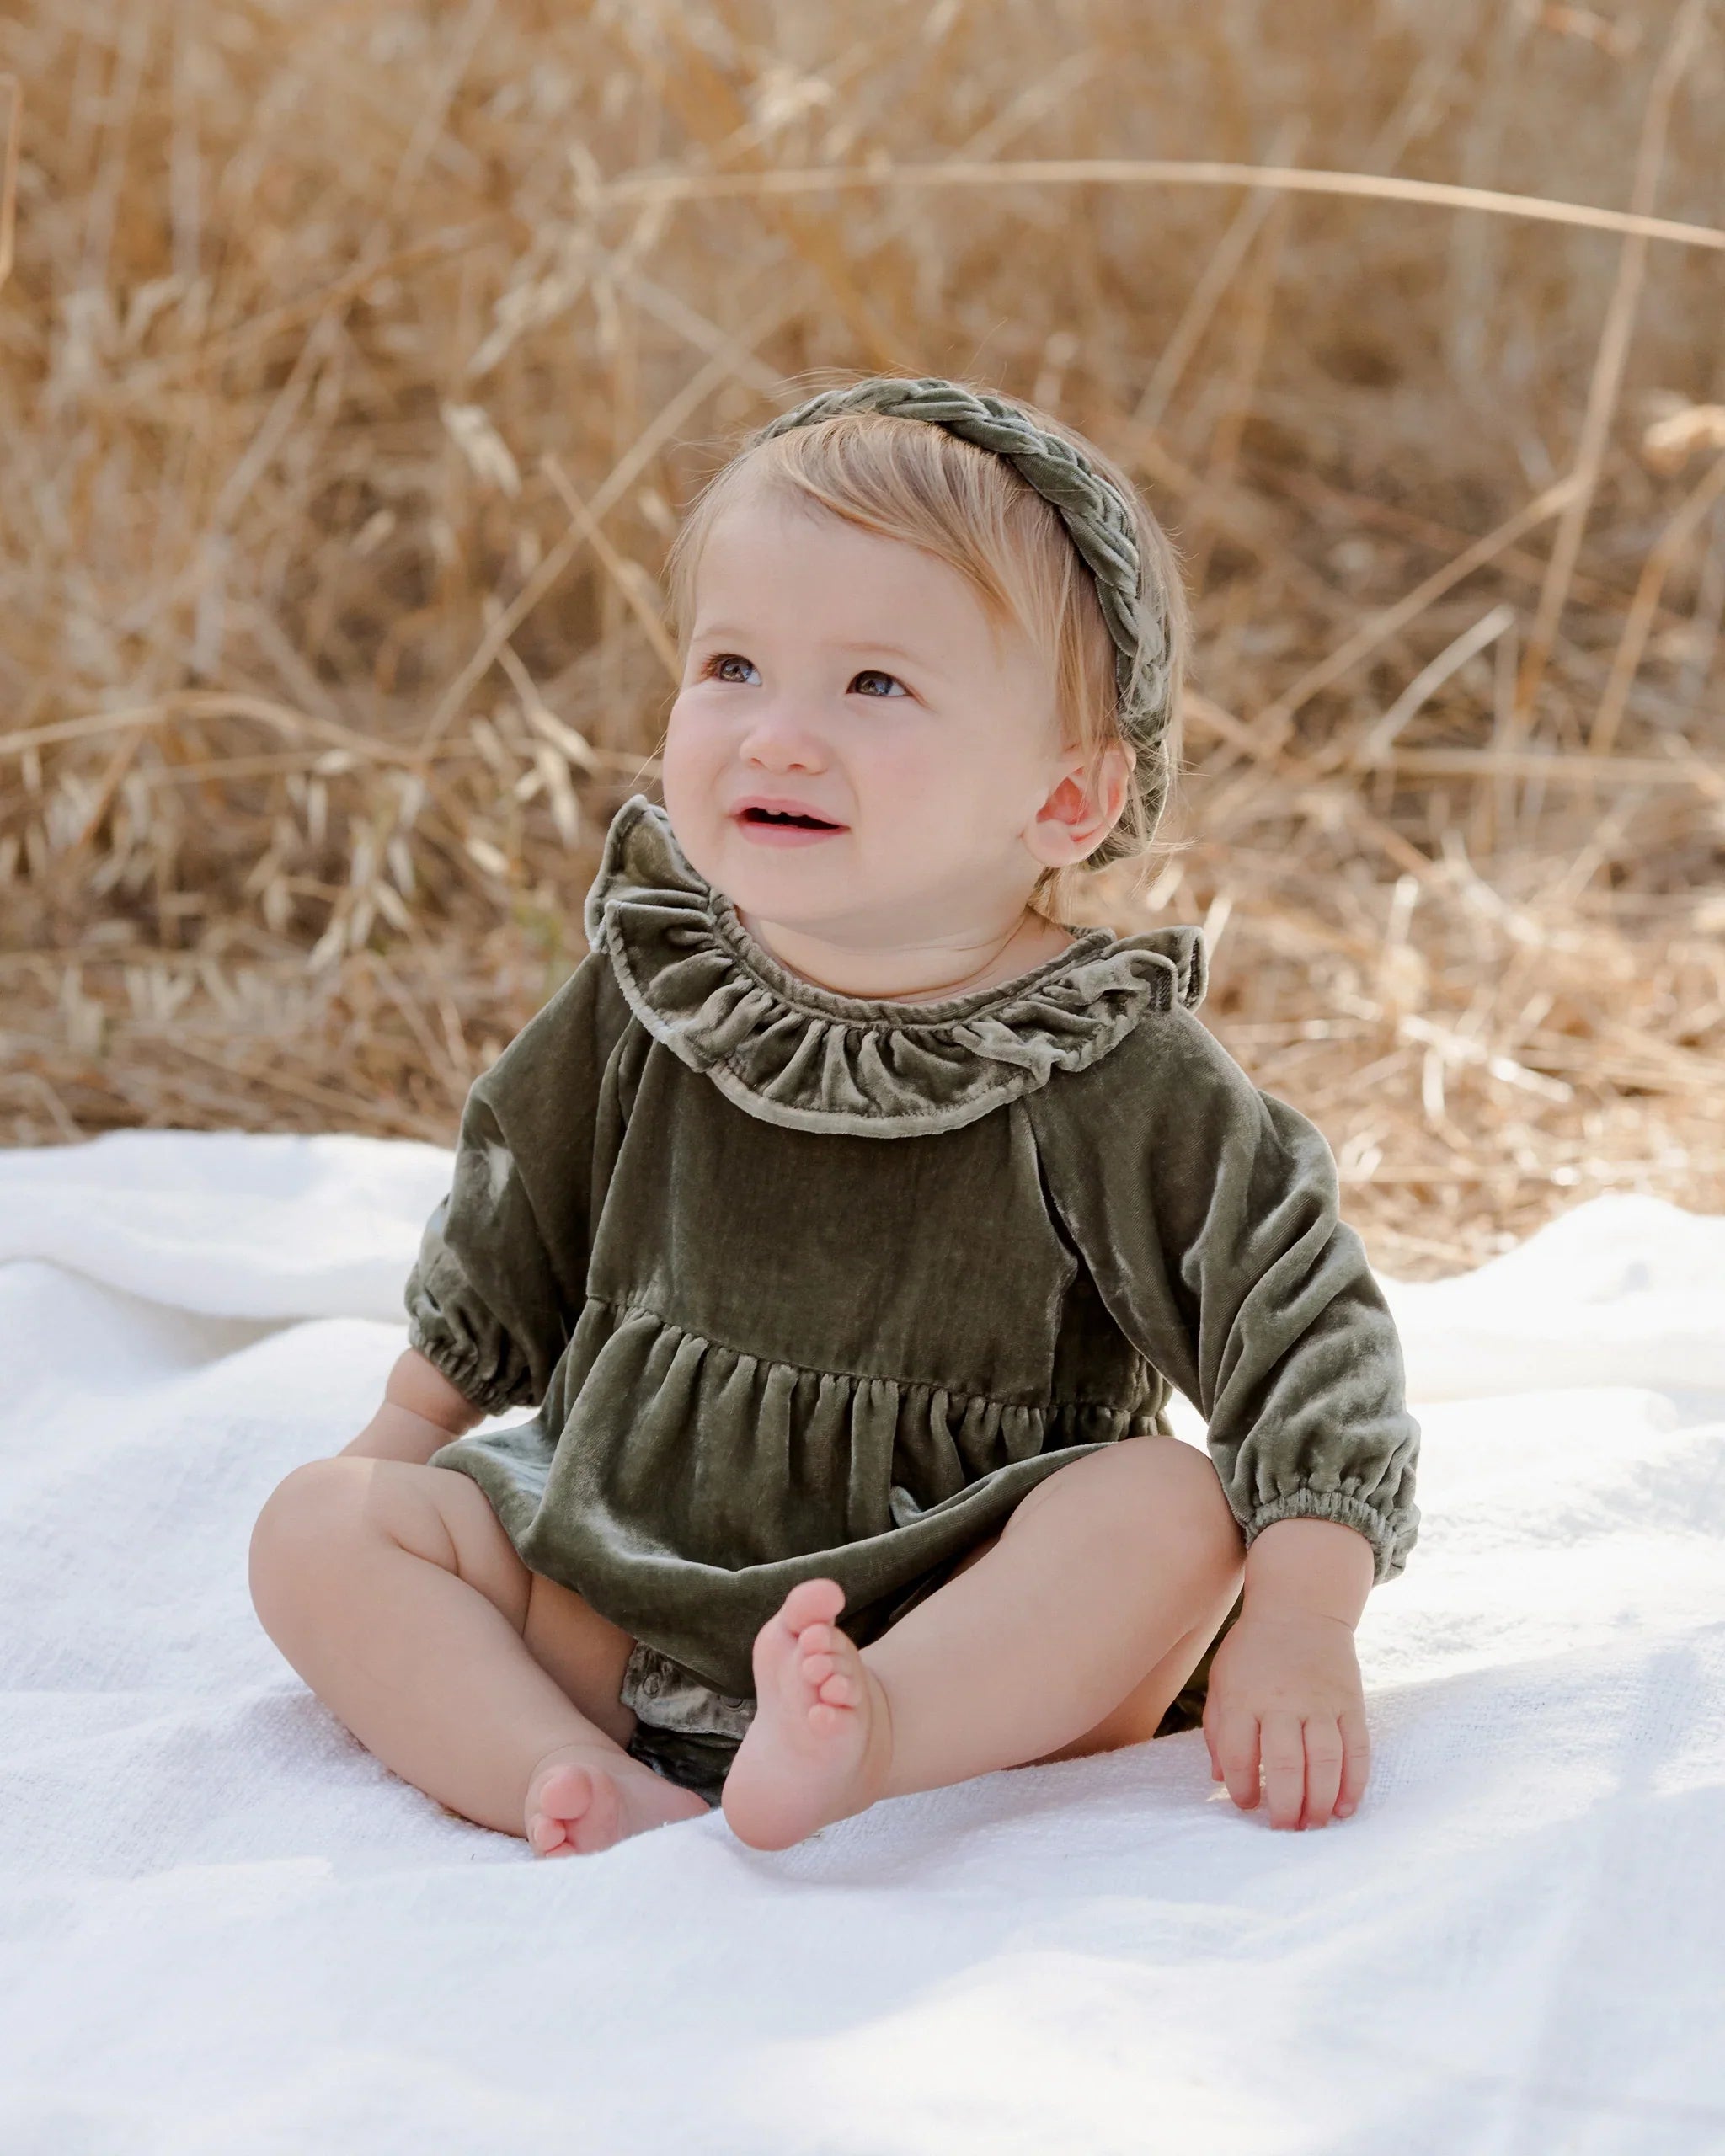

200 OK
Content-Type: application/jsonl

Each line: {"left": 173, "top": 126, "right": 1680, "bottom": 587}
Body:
{"left": 669, "top": 807, "right": 979, "bottom": 953}
{"left": 680, "top": 816, "right": 859, "bottom": 912}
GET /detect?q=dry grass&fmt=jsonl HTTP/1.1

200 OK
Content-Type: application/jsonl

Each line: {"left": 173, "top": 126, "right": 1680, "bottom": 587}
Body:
{"left": 2, "top": 0, "right": 1722, "bottom": 1279}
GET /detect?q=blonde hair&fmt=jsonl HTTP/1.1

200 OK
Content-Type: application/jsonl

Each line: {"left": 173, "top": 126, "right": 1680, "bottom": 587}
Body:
{"left": 661, "top": 375, "right": 1188, "bottom": 915}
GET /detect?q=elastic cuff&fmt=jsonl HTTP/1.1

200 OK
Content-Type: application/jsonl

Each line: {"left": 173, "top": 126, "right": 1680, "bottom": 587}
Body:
{"left": 403, "top": 1315, "right": 526, "bottom": 1420}
{"left": 1242, "top": 1489, "right": 1398, "bottom": 1584}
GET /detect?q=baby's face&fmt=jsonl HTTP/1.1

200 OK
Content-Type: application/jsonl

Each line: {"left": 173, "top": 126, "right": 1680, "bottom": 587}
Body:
{"left": 660, "top": 482, "right": 1079, "bottom": 949}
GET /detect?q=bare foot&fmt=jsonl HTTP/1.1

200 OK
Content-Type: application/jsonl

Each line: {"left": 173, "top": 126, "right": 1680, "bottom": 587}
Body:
{"left": 721, "top": 1578, "right": 893, "bottom": 1852}
{"left": 523, "top": 1739, "right": 710, "bottom": 1857}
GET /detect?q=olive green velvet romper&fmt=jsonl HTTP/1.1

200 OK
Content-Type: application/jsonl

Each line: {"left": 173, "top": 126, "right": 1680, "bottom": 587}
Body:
{"left": 406, "top": 795, "right": 1422, "bottom": 1806}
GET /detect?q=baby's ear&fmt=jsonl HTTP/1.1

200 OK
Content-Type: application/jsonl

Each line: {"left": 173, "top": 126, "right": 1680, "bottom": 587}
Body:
{"left": 1028, "top": 745, "right": 1133, "bottom": 865}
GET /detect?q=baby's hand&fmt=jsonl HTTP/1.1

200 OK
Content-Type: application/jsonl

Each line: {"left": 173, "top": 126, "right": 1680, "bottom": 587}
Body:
{"left": 1201, "top": 1609, "right": 1370, "bottom": 1830}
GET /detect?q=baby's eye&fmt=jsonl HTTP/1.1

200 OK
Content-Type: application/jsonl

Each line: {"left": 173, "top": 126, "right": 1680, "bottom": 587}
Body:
{"left": 851, "top": 669, "right": 907, "bottom": 698}
{"left": 705, "top": 654, "right": 760, "bottom": 685}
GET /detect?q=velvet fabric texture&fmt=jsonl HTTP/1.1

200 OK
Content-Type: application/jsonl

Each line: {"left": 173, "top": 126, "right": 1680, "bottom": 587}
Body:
{"left": 407, "top": 796, "right": 1421, "bottom": 1706}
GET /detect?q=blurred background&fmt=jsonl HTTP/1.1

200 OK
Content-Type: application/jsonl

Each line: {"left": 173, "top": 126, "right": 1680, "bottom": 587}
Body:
{"left": 1, "top": 0, "right": 1721, "bottom": 1278}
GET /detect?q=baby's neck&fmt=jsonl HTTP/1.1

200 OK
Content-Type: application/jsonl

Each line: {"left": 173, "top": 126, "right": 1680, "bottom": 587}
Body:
{"left": 737, "top": 906, "right": 1077, "bottom": 1004}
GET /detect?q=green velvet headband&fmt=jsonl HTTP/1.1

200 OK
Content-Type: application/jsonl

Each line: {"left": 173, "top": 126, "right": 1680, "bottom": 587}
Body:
{"left": 750, "top": 375, "right": 1176, "bottom": 854}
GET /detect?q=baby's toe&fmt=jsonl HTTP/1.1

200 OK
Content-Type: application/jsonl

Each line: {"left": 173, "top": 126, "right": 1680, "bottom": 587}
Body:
{"left": 781, "top": 1578, "right": 846, "bottom": 1632}
{"left": 534, "top": 1762, "right": 619, "bottom": 1853}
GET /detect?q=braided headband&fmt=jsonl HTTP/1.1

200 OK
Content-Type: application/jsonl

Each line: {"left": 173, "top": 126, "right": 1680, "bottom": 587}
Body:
{"left": 750, "top": 376, "right": 1174, "bottom": 851}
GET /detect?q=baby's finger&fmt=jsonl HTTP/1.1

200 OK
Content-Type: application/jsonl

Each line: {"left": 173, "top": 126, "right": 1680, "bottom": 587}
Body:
{"left": 1300, "top": 1718, "right": 1344, "bottom": 1828}
{"left": 1211, "top": 1706, "right": 1261, "bottom": 1811}
{"left": 1259, "top": 1710, "right": 1306, "bottom": 1830}
{"left": 1335, "top": 1707, "right": 1372, "bottom": 1817}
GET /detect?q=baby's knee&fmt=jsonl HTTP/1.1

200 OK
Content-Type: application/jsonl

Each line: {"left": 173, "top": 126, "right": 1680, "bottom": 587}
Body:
{"left": 1126, "top": 1435, "right": 1246, "bottom": 1566}
{"left": 1017, "top": 1433, "right": 1244, "bottom": 1572}
{"left": 248, "top": 1456, "right": 379, "bottom": 1625}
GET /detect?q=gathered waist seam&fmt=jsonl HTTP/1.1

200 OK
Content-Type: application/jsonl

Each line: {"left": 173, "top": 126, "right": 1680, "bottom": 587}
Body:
{"left": 573, "top": 1289, "right": 1157, "bottom": 1421}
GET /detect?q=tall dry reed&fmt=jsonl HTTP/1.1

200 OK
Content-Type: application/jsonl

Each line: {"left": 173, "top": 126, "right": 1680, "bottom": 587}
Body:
{"left": 2, "top": 0, "right": 1722, "bottom": 1275}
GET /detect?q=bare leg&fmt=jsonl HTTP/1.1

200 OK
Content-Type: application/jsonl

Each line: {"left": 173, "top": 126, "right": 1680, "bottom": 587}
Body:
{"left": 721, "top": 1435, "right": 1245, "bottom": 1850}
{"left": 248, "top": 1456, "right": 708, "bottom": 1853}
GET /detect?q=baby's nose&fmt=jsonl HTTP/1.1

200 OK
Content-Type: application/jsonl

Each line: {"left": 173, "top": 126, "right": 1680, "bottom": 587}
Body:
{"left": 740, "top": 710, "right": 826, "bottom": 768}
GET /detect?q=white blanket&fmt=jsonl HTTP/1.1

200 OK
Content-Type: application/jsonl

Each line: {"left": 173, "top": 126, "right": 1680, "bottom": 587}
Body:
{"left": 1, "top": 1130, "right": 1721, "bottom": 2155}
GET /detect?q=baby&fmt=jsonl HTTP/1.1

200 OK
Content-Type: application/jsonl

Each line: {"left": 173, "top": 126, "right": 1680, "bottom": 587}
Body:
{"left": 249, "top": 374, "right": 1420, "bottom": 1859}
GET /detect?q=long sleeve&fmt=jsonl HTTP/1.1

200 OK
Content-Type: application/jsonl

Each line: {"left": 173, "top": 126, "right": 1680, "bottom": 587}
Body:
{"left": 1026, "top": 1003, "right": 1420, "bottom": 1583}
{"left": 404, "top": 947, "right": 634, "bottom": 1416}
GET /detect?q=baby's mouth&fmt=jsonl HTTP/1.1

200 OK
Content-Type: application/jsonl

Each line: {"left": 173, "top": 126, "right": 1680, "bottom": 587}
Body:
{"left": 738, "top": 808, "right": 841, "bottom": 830}
{"left": 730, "top": 802, "right": 848, "bottom": 845}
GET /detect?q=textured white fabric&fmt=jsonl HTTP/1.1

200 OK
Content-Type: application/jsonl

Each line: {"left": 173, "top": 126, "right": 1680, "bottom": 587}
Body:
{"left": 0, "top": 1129, "right": 1720, "bottom": 2155}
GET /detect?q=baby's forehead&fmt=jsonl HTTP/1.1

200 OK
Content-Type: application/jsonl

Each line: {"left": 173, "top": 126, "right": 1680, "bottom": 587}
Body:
{"left": 682, "top": 464, "right": 1047, "bottom": 680}
{"left": 693, "top": 484, "right": 987, "bottom": 619}
{"left": 698, "top": 474, "right": 855, "bottom": 558}
{"left": 690, "top": 563, "right": 1014, "bottom": 677}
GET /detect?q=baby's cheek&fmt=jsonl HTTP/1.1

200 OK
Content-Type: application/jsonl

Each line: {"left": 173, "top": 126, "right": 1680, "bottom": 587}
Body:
{"left": 658, "top": 715, "right": 724, "bottom": 833}
{"left": 656, "top": 701, "right": 704, "bottom": 790}
{"left": 856, "top": 737, "right": 965, "bottom": 833}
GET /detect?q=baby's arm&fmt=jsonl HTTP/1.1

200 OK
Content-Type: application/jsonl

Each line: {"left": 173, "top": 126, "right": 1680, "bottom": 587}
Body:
{"left": 348, "top": 950, "right": 633, "bottom": 1470}
{"left": 338, "top": 1348, "right": 482, "bottom": 1465}
{"left": 1204, "top": 1513, "right": 1376, "bottom": 1829}
{"left": 1028, "top": 1001, "right": 1420, "bottom": 1828}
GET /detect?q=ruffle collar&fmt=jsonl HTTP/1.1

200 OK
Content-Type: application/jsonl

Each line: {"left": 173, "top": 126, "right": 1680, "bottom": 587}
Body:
{"left": 583, "top": 796, "right": 1206, "bottom": 1138}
